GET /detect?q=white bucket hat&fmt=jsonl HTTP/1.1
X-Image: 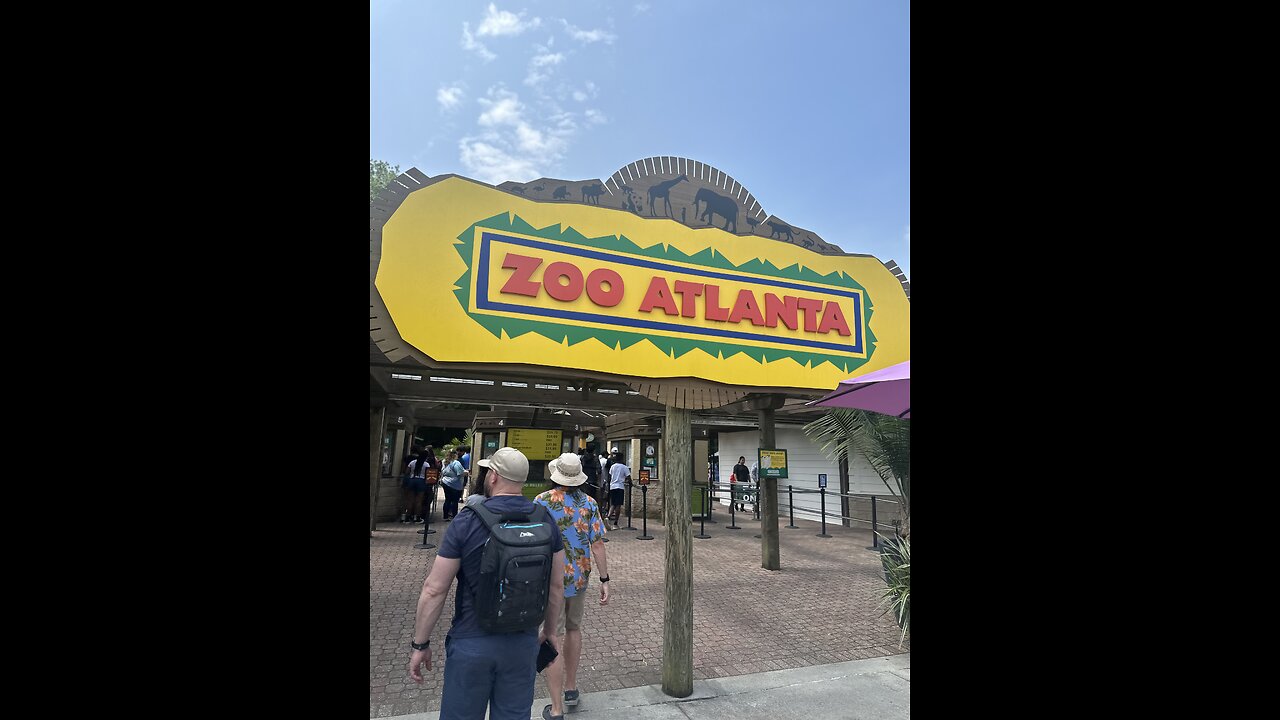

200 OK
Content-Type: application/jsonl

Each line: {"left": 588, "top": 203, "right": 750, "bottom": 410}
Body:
{"left": 549, "top": 452, "right": 587, "bottom": 486}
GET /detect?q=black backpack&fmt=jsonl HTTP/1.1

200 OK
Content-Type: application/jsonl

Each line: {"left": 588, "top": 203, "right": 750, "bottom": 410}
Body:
{"left": 465, "top": 501, "right": 557, "bottom": 633}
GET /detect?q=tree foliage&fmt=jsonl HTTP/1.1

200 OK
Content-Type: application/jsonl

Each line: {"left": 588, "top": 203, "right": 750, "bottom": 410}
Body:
{"left": 802, "top": 409, "right": 910, "bottom": 538}
{"left": 370, "top": 158, "right": 401, "bottom": 203}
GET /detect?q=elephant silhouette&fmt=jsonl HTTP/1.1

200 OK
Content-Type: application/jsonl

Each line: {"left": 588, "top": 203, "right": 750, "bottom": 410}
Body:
{"left": 693, "top": 188, "right": 738, "bottom": 232}
{"left": 553, "top": 185, "right": 570, "bottom": 200}
{"left": 581, "top": 183, "right": 605, "bottom": 205}
{"left": 767, "top": 221, "right": 795, "bottom": 242}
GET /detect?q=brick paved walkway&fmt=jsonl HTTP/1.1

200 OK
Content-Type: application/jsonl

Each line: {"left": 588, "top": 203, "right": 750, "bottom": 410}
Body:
{"left": 369, "top": 506, "right": 909, "bottom": 718}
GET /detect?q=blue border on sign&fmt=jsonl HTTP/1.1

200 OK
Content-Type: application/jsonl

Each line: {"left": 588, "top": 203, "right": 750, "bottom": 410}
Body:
{"left": 475, "top": 231, "right": 864, "bottom": 354}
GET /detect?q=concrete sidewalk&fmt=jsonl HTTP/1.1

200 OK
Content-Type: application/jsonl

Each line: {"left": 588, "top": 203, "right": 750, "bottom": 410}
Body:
{"left": 383, "top": 654, "right": 910, "bottom": 720}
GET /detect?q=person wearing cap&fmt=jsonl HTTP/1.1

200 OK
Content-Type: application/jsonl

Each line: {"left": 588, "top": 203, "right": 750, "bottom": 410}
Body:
{"left": 409, "top": 447, "right": 566, "bottom": 720}
{"left": 532, "top": 453, "right": 611, "bottom": 720}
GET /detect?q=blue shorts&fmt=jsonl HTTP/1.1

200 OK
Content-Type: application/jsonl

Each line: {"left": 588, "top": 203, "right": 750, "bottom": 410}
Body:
{"left": 408, "top": 477, "right": 427, "bottom": 493}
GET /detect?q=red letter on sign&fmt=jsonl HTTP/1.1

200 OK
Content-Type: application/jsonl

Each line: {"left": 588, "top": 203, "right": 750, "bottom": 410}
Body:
{"left": 543, "top": 261, "right": 585, "bottom": 302}
{"left": 500, "top": 253, "right": 542, "bottom": 297}
{"left": 672, "top": 280, "right": 704, "bottom": 318}
{"left": 586, "top": 268, "right": 624, "bottom": 307}
{"left": 728, "top": 289, "right": 765, "bottom": 326}
{"left": 703, "top": 284, "right": 731, "bottom": 322}
{"left": 638, "top": 277, "right": 679, "bottom": 316}
{"left": 764, "top": 293, "right": 799, "bottom": 330}
{"left": 817, "top": 301, "right": 852, "bottom": 336}
{"left": 797, "top": 298, "right": 823, "bottom": 332}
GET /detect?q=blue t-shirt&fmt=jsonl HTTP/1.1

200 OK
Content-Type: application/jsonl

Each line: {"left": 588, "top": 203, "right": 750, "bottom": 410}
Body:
{"left": 437, "top": 495, "right": 564, "bottom": 639}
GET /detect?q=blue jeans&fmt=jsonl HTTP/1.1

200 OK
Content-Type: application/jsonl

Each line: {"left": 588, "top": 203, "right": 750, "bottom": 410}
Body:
{"left": 440, "top": 632, "right": 539, "bottom": 720}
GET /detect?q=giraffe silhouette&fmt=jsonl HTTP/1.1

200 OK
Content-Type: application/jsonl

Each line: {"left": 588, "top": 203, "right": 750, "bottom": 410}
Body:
{"left": 647, "top": 175, "right": 687, "bottom": 217}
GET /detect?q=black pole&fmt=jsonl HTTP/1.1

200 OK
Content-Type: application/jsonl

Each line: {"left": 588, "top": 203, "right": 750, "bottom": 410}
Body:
{"left": 786, "top": 485, "right": 798, "bottom": 528}
{"left": 754, "top": 482, "right": 761, "bottom": 520}
{"left": 727, "top": 484, "right": 741, "bottom": 529}
{"left": 636, "top": 483, "right": 654, "bottom": 540}
{"left": 624, "top": 480, "right": 637, "bottom": 530}
{"left": 816, "top": 487, "right": 831, "bottom": 538}
{"left": 866, "top": 496, "right": 879, "bottom": 550}
{"left": 414, "top": 486, "right": 437, "bottom": 549}
{"left": 705, "top": 481, "right": 717, "bottom": 523}
{"left": 695, "top": 485, "right": 711, "bottom": 539}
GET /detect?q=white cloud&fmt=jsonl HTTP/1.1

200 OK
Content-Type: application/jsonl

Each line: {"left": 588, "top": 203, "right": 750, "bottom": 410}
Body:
{"left": 635, "top": 3, "right": 651, "bottom": 14}
{"left": 477, "top": 3, "right": 541, "bottom": 37}
{"left": 459, "top": 139, "right": 541, "bottom": 184}
{"left": 437, "top": 85, "right": 465, "bottom": 111}
{"left": 585, "top": 109, "right": 607, "bottom": 125}
{"left": 478, "top": 90, "right": 524, "bottom": 126}
{"left": 459, "top": 87, "right": 575, "bottom": 184}
{"left": 572, "top": 81, "right": 600, "bottom": 102}
{"left": 560, "top": 19, "right": 616, "bottom": 44}
{"left": 461, "top": 22, "right": 496, "bottom": 61}
{"left": 525, "top": 51, "right": 564, "bottom": 86}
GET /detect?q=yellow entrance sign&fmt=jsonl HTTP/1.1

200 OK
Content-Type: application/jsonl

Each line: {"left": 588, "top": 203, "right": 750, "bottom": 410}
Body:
{"left": 376, "top": 177, "right": 909, "bottom": 391}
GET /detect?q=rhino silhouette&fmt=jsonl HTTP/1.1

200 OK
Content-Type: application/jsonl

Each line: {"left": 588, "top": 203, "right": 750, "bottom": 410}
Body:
{"left": 693, "top": 188, "right": 737, "bottom": 232}
{"left": 553, "top": 185, "right": 570, "bottom": 200}
{"left": 581, "top": 183, "right": 605, "bottom": 205}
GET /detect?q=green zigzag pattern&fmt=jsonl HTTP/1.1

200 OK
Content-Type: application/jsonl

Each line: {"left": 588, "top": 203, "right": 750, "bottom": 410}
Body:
{"left": 451, "top": 212, "right": 877, "bottom": 373}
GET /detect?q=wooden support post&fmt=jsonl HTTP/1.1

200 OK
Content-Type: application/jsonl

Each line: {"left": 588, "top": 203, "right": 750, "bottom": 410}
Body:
{"left": 759, "top": 407, "right": 780, "bottom": 571}
{"left": 839, "top": 455, "right": 851, "bottom": 528}
{"left": 661, "top": 404, "right": 693, "bottom": 698}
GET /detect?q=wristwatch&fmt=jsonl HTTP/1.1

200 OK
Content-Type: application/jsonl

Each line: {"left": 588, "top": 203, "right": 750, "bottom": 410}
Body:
{"left": 410, "top": 639, "right": 430, "bottom": 651}
{"left": 599, "top": 575, "right": 610, "bottom": 583}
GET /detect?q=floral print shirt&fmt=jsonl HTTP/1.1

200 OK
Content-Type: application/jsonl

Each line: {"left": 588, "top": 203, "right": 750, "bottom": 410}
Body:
{"left": 533, "top": 487, "right": 606, "bottom": 597}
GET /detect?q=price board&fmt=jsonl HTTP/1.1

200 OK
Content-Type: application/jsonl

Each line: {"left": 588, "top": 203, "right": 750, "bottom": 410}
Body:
{"left": 506, "top": 428, "right": 564, "bottom": 461}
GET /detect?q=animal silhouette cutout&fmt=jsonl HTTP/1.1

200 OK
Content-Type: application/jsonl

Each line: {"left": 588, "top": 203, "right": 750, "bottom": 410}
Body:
{"left": 532, "top": 185, "right": 545, "bottom": 192}
{"left": 618, "top": 185, "right": 640, "bottom": 213}
{"left": 694, "top": 188, "right": 738, "bottom": 232}
{"left": 745, "top": 216, "right": 761, "bottom": 230}
{"left": 647, "top": 175, "right": 687, "bottom": 217}
{"left": 801, "top": 235, "right": 814, "bottom": 249}
{"left": 581, "top": 183, "right": 605, "bottom": 205}
{"left": 767, "top": 221, "right": 794, "bottom": 242}
{"left": 510, "top": 186, "right": 526, "bottom": 195}
{"left": 553, "top": 185, "right": 570, "bottom": 200}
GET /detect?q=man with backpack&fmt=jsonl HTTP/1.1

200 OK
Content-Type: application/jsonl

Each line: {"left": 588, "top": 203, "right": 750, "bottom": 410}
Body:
{"left": 409, "top": 447, "right": 566, "bottom": 720}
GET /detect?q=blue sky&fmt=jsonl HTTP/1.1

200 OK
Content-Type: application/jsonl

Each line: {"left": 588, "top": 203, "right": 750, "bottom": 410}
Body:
{"left": 371, "top": 1, "right": 909, "bottom": 277}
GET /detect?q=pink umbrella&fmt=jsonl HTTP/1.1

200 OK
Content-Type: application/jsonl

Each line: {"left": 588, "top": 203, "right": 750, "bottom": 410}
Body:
{"left": 806, "top": 360, "right": 910, "bottom": 418}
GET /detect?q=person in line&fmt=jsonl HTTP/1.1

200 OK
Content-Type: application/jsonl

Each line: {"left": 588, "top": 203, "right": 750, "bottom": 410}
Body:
{"left": 732, "top": 456, "right": 751, "bottom": 511}
{"left": 440, "top": 450, "right": 466, "bottom": 521}
{"left": 401, "top": 446, "right": 421, "bottom": 523}
{"left": 409, "top": 447, "right": 566, "bottom": 720}
{"left": 533, "top": 453, "right": 610, "bottom": 720}
{"left": 404, "top": 448, "right": 432, "bottom": 523}
{"left": 580, "top": 447, "right": 601, "bottom": 505}
{"left": 607, "top": 452, "right": 630, "bottom": 528}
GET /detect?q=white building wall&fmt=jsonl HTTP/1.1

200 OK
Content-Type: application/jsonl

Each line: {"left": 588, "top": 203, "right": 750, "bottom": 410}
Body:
{"left": 716, "top": 425, "right": 898, "bottom": 525}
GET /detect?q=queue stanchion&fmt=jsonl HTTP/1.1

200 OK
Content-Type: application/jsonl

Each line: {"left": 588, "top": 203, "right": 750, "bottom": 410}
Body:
{"left": 695, "top": 485, "right": 711, "bottom": 539}
{"left": 636, "top": 483, "right": 654, "bottom": 540}
{"left": 787, "top": 485, "right": 799, "bottom": 528}
{"left": 754, "top": 482, "right": 761, "bottom": 521}
{"left": 866, "top": 496, "right": 879, "bottom": 550}
{"left": 727, "top": 485, "right": 741, "bottom": 530}
{"left": 415, "top": 485, "right": 437, "bottom": 550}
{"left": 705, "top": 482, "right": 717, "bottom": 523}
{"left": 816, "top": 487, "right": 831, "bottom": 538}
{"left": 624, "top": 480, "right": 637, "bottom": 530}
